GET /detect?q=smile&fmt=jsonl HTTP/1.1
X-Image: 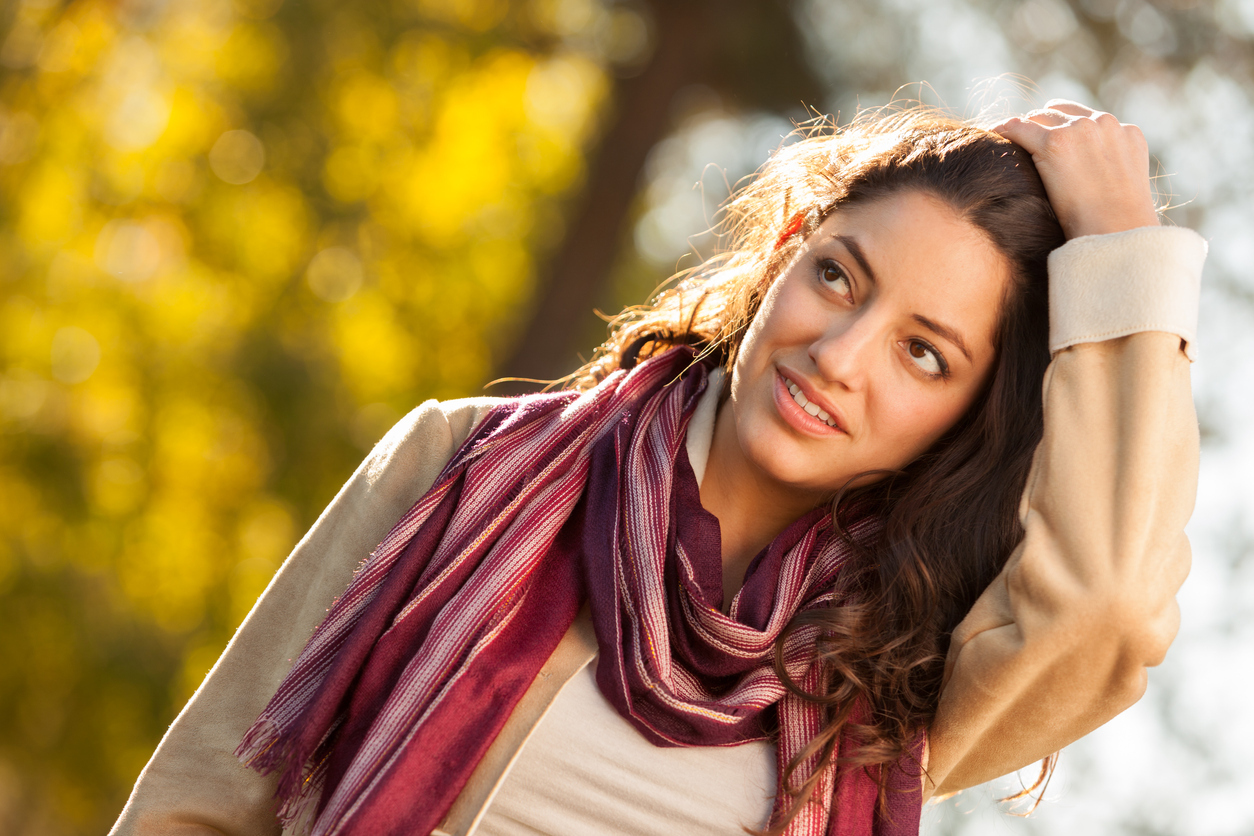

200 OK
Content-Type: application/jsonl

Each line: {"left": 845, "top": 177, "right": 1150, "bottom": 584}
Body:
{"left": 782, "top": 376, "right": 840, "bottom": 428}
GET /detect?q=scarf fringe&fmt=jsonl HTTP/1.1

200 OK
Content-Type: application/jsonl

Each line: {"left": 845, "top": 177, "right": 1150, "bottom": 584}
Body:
{"left": 236, "top": 716, "right": 332, "bottom": 831}
{"left": 236, "top": 716, "right": 290, "bottom": 780}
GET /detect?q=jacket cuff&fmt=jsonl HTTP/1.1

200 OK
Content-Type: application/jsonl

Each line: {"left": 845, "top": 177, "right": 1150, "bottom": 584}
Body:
{"left": 1048, "top": 226, "right": 1207, "bottom": 362}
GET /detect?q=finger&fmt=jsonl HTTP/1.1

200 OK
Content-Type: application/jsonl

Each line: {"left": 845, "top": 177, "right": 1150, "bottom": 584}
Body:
{"left": 1019, "top": 107, "right": 1072, "bottom": 127}
{"left": 990, "top": 115, "right": 1052, "bottom": 153}
{"left": 1042, "top": 99, "right": 1097, "bottom": 118}
{"left": 1045, "top": 101, "right": 1129, "bottom": 131}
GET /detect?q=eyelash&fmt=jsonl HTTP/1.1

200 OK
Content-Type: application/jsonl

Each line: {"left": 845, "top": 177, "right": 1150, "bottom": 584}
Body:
{"left": 815, "top": 258, "right": 950, "bottom": 380}
{"left": 816, "top": 258, "right": 852, "bottom": 299}
{"left": 905, "top": 339, "right": 949, "bottom": 380}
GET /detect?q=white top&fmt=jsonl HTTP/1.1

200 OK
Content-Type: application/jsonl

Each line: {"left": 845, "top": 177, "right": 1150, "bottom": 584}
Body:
{"left": 474, "top": 656, "right": 776, "bottom": 836}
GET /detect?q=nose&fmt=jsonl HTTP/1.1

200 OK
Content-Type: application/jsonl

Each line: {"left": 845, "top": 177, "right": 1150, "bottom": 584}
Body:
{"left": 807, "top": 311, "right": 880, "bottom": 391}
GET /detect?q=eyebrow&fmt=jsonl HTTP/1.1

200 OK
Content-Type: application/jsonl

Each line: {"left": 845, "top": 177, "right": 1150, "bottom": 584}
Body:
{"left": 913, "top": 314, "right": 973, "bottom": 364}
{"left": 829, "top": 232, "right": 974, "bottom": 364}
{"left": 829, "top": 234, "right": 878, "bottom": 286}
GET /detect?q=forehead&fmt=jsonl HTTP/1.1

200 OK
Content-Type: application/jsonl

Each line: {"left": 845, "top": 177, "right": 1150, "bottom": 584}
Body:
{"left": 817, "top": 192, "right": 1011, "bottom": 353}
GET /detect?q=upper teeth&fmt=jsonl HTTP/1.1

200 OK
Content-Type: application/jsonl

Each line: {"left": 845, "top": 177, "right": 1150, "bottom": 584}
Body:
{"left": 783, "top": 377, "right": 838, "bottom": 428}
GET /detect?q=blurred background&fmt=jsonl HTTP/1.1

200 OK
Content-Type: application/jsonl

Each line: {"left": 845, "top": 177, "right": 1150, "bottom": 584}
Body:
{"left": 0, "top": 0, "right": 1251, "bottom": 833}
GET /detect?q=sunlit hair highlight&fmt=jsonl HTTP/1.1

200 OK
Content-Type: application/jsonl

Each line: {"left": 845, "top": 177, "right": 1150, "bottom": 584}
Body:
{"left": 571, "top": 105, "right": 1067, "bottom": 829}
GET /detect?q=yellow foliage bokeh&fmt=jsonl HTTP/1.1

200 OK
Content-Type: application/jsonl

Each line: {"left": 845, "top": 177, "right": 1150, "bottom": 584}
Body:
{"left": 0, "top": 0, "right": 615, "bottom": 830}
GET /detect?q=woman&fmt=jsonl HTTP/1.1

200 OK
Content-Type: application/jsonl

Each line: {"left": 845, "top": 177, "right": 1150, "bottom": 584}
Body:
{"left": 110, "top": 101, "right": 1205, "bottom": 836}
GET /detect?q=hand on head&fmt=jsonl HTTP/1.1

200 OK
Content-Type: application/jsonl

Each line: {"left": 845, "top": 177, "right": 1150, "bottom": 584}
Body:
{"left": 993, "top": 100, "right": 1160, "bottom": 240}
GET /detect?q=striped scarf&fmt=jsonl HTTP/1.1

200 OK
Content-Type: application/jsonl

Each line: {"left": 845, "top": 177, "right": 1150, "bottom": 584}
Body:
{"left": 237, "top": 347, "right": 922, "bottom": 835}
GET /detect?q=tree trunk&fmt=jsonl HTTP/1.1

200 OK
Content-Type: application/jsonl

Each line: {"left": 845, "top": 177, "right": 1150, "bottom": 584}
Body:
{"left": 498, "top": 0, "right": 825, "bottom": 390}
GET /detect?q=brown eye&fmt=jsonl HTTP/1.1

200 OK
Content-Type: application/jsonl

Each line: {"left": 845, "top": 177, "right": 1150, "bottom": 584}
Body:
{"left": 905, "top": 339, "right": 945, "bottom": 377}
{"left": 818, "top": 260, "right": 851, "bottom": 296}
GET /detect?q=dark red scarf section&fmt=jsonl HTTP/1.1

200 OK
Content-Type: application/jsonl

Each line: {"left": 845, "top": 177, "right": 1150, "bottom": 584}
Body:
{"left": 238, "top": 348, "right": 923, "bottom": 835}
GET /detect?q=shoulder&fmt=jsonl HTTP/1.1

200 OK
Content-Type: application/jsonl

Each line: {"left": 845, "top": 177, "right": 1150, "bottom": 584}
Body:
{"left": 377, "top": 396, "right": 504, "bottom": 453}
{"left": 360, "top": 395, "right": 507, "bottom": 507}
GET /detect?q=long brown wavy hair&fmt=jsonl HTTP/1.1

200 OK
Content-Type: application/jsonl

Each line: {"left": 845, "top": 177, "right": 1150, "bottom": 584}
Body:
{"left": 570, "top": 107, "right": 1067, "bottom": 828}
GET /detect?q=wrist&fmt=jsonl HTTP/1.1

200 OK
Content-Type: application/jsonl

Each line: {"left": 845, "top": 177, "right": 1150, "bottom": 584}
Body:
{"left": 1062, "top": 207, "right": 1160, "bottom": 240}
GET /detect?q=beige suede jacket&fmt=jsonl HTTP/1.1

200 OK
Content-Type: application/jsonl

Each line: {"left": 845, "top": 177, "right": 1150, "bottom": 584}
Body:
{"left": 110, "top": 227, "right": 1207, "bottom": 836}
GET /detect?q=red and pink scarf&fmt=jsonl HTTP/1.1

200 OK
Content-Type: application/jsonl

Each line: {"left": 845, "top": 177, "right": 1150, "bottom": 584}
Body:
{"left": 238, "top": 347, "right": 922, "bottom": 835}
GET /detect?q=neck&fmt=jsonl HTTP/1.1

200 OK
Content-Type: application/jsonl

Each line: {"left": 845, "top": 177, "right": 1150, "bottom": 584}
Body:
{"left": 699, "top": 398, "right": 823, "bottom": 608}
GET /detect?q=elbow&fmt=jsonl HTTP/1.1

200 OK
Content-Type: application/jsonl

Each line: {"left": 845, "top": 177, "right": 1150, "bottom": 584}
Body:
{"left": 1120, "top": 661, "right": 1150, "bottom": 706}
{"left": 1103, "top": 578, "right": 1183, "bottom": 669}
{"left": 1025, "top": 534, "right": 1189, "bottom": 668}
{"left": 1071, "top": 590, "right": 1179, "bottom": 712}
{"left": 1128, "top": 595, "right": 1181, "bottom": 667}
{"left": 1026, "top": 582, "right": 1181, "bottom": 694}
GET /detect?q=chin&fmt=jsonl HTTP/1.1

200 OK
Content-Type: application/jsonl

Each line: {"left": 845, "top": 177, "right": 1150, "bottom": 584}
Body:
{"left": 742, "top": 432, "right": 850, "bottom": 500}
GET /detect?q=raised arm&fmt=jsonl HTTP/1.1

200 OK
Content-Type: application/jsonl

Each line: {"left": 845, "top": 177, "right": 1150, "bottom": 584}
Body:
{"left": 923, "top": 102, "right": 1206, "bottom": 796}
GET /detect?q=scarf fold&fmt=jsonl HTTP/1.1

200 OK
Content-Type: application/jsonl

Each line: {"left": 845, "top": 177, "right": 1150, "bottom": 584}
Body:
{"left": 238, "top": 347, "right": 923, "bottom": 836}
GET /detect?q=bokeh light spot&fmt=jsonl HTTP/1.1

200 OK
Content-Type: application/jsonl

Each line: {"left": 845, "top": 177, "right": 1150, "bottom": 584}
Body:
{"left": 216, "top": 23, "right": 287, "bottom": 94}
{"left": 19, "top": 164, "right": 84, "bottom": 243}
{"left": 38, "top": 20, "right": 81, "bottom": 73}
{"left": 94, "top": 220, "right": 163, "bottom": 281}
{"left": 234, "top": 0, "right": 285, "bottom": 20}
{"left": 1, "top": 19, "right": 44, "bottom": 69}
{"left": 153, "top": 158, "right": 200, "bottom": 203}
{"left": 0, "top": 373, "right": 51, "bottom": 422}
{"left": 333, "top": 71, "right": 399, "bottom": 140}
{"left": 544, "top": 0, "right": 596, "bottom": 37}
{"left": 1010, "top": 0, "right": 1078, "bottom": 53}
{"left": 50, "top": 327, "right": 102, "bottom": 385}
{"left": 208, "top": 129, "right": 266, "bottom": 184}
{"left": 306, "top": 247, "right": 364, "bottom": 302}
{"left": 92, "top": 456, "right": 146, "bottom": 516}
{"left": 525, "top": 53, "right": 606, "bottom": 139}
{"left": 599, "top": 6, "right": 653, "bottom": 69}
{"left": 0, "top": 110, "right": 39, "bottom": 165}
{"left": 323, "top": 144, "right": 380, "bottom": 203}
{"left": 106, "top": 87, "right": 172, "bottom": 152}
{"left": 415, "top": 0, "right": 509, "bottom": 32}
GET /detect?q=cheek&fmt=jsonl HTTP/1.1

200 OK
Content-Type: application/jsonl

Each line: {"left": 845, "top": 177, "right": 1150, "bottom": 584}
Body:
{"left": 870, "top": 388, "right": 972, "bottom": 465}
{"left": 733, "top": 288, "right": 776, "bottom": 367}
{"left": 742, "top": 279, "right": 820, "bottom": 358}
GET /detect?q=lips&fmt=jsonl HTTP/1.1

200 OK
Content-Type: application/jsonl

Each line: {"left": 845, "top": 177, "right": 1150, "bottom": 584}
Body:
{"left": 781, "top": 376, "right": 839, "bottom": 427}
{"left": 775, "top": 368, "right": 847, "bottom": 434}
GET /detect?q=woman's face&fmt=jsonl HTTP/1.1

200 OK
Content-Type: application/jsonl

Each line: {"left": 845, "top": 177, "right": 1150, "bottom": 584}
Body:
{"left": 723, "top": 190, "right": 1011, "bottom": 506}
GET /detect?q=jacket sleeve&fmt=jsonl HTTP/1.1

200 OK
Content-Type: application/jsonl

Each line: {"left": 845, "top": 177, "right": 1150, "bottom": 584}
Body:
{"left": 922, "top": 227, "right": 1206, "bottom": 797}
{"left": 109, "top": 398, "right": 498, "bottom": 836}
